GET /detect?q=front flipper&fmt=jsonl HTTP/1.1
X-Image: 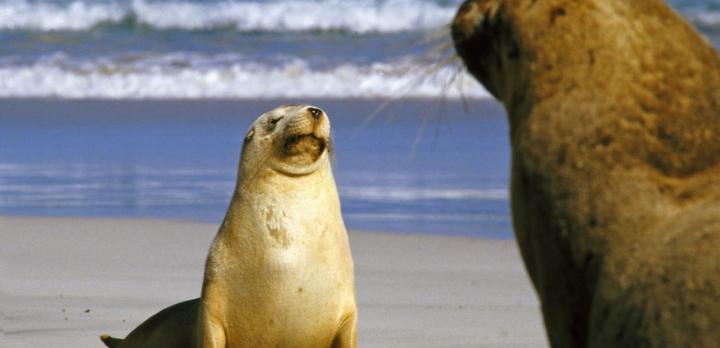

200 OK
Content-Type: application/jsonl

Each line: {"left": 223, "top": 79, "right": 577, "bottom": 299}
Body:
{"left": 199, "top": 309, "right": 226, "bottom": 348}
{"left": 99, "top": 334, "right": 123, "bottom": 348}
{"left": 331, "top": 313, "right": 357, "bottom": 348}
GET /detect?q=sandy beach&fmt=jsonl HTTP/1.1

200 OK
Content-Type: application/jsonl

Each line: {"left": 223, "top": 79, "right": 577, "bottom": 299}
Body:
{"left": 2, "top": 216, "right": 546, "bottom": 347}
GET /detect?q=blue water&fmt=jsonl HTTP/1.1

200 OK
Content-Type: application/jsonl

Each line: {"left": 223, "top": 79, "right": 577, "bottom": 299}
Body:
{"left": 0, "top": 98, "right": 512, "bottom": 237}
{"left": 0, "top": 0, "right": 716, "bottom": 98}
{"left": 1, "top": 0, "right": 718, "bottom": 237}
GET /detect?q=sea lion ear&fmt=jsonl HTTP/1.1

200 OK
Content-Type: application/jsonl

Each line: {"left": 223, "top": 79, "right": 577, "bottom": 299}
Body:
{"left": 244, "top": 127, "right": 255, "bottom": 143}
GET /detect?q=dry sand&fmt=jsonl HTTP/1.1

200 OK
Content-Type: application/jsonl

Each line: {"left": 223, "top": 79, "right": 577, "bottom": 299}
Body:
{"left": 1, "top": 216, "right": 546, "bottom": 347}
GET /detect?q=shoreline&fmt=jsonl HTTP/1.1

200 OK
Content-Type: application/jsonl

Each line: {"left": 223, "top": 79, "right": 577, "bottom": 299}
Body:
{"left": 0, "top": 97, "right": 512, "bottom": 237}
{"left": 1, "top": 216, "right": 546, "bottom": 347}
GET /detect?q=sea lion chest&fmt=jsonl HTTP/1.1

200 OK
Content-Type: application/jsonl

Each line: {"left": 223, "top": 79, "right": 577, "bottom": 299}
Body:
{"left": 204, "top": 179, "right": 353, "bottom": 347}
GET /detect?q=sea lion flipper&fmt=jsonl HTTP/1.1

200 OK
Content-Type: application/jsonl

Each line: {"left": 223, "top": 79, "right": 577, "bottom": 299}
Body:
{"left": 99, "top": 334, "right": 123, "bottom": 348}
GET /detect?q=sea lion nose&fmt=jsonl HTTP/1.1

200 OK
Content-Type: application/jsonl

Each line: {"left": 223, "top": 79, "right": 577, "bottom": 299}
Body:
{"left": 307, "top": 107, "right": 323, "bottom": 120}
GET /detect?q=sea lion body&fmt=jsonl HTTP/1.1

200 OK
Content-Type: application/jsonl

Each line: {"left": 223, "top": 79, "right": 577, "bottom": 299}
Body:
{"left": 199, "top": 104, "right": 356, "bottom": 348}
{"left": 100, "top": 105, "right": 356, "bottom": 348}
{"left": 452, "top": 0, "right": 720, "bottom": 346}
{"left": 100, "top": 299, "right": 199, "bottom": 348}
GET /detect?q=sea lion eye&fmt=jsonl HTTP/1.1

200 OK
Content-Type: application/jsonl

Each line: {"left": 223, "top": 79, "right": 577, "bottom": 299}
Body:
{"left": 270, "top": 116, "right": 284, "bottom": 125}
{"left": 244, "top": 128, "right": 255, "bottom": 143}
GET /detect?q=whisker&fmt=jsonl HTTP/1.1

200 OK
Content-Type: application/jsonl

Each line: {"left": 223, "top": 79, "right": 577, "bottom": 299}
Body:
{"left": 456, "top": 66, "right": 471, "bottom": 114}
{"left": 410, "top": 107, "right": 432, "bottom": 159}
{"left": 356, "top": 26, "right": 475, "bottom": 141}
{"left": 354, "top": 53, "right": 457, "bottom": 137}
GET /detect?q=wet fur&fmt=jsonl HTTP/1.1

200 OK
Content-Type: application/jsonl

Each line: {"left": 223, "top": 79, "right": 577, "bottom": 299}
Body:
{"left": 452, "top": 0, "right": 720, "bottom": 347}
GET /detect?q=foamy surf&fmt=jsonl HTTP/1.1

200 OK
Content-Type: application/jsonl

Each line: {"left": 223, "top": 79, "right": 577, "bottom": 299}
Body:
{"left": 0, "top": 0, "right": 459, "bottom": 32}
{"left": 0, "top": 55, "right": 489, "bottom": 99}
{"left": 0, "top": 0, "right": 717, "bottom": 33}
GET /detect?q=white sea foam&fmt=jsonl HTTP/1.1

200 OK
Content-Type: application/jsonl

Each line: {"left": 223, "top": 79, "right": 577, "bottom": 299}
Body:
{"left": 0, "top": 55, "right": 490, "bottom": 99}
{"left": 0, "top": 1, "right": 126, "bottom": 31}
{"left": 0, "top": 0, "right": 459, "bottom": 32}
{"left": 693, "top": 11, "right": 720, "bottom": 28}
{"left": 0, "top": 0, "right": 717, "bottom": 33}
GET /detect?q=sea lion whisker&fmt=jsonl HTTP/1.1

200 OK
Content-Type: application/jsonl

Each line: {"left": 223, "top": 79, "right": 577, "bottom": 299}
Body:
{"left": 353, "top": 58, "right": 437, "bottom": 138}
{"left": 453, "top": 65, "right": 471, "bottom": 114}
{"left": 409, "top": 108, "right": 432, "bottom": 159}
{"left": 356, "top": 28, "right": 462, "bottom": 139}
{"left": 356, "top": 55, "right": 461, "bottom": 138}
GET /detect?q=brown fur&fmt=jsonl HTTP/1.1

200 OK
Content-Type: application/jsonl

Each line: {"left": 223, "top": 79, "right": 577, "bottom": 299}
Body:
{"left": 452, "top": 0, "right": 720, "bottom": 346}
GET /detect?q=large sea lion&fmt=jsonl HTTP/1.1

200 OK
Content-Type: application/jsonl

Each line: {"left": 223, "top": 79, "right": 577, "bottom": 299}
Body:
{"left": 100, "top": 105, "right": 357, "bottom": 348}
{"left": 452, "top": 0, "right": 720, "bottom": 346}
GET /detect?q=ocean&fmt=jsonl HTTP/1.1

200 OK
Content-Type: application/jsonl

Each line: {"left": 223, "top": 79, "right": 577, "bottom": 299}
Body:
{"left": 1, "top": 0, "right": 718, "bottom": 237}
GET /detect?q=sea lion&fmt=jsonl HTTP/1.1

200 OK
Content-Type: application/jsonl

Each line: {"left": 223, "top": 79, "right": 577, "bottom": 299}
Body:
{"left": 452, "top": 0, "right": 720, "bottom": 347}
{"left": 199, "top": 104, "right": 356, "bottom": 348}
{"left": 99, "top": 105, "right": 357, "bottom": 348}
{"left": 100, "top": 299, "right": 198, "bottom": 348}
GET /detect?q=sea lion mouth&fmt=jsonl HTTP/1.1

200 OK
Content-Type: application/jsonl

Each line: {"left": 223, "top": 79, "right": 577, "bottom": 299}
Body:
{"left": 268, "top": 131, "right": 330, "bottom": 176}
{"left": 282, "top": 133, "right": 327, "bottom": 159}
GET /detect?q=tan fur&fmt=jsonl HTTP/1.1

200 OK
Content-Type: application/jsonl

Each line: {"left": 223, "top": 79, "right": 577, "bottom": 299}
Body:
{"left": 452, "top": 0, "right": 720, "bottom": 346}
{"left": 199, "top": 104, "right": 357, "bottom": 348}
{"left": 99, "top": 105, "right": 356, "bottom": 348}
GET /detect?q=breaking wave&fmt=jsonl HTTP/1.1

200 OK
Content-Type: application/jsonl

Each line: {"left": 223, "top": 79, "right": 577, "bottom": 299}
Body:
{"left": 0, "top": 0, "right": 460, "bottom": 33}
{"left": 0, "top": 53, "right": 489, "bottom": 99}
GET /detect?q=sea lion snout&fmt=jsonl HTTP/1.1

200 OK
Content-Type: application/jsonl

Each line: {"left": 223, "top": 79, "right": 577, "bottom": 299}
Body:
{"left": 282, "top": 105, "right": 330, "bottom": 142}
{"left": 451, "top": 0, "right": 516, "bottom": 102}
{"left": 279, "top": 106, "right": 330, "bottom": 166}
{"left": 249, "top": 104, "right": 332, "bottom": 176}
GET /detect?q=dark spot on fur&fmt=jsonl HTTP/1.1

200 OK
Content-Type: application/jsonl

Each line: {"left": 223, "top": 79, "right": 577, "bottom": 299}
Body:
{"left": 582, "top": 253, "right": 597, "bottom": 270}
{"left": 677, "top": 191, "right": 693, "bottom": 201}
{"left": 588, "top": 49, "right": 596, "bottom": 66}
{"left": 557, "top": 145, "right": 568, "bottom": 165}
{"left": 508, "top": 42, "right": 520, "bottom": 60}
{"left": 588, "top": 216, "right": 598, "bottom": 228}
{"left": 600, "top": 135, "right": 612, "bottom": 146}
{"left": 549, "top": 6, "right": 566, "bottom": 25}
{"left": 297, "top": 287, "right": 304, "bottom": 294}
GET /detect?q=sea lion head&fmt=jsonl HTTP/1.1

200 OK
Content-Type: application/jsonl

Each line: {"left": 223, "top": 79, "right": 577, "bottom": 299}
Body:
{"left": 241, "top": 104, "right": 332, "bottom": 177}
{"left": 451, "top": 0, "right": 527, "bottom": 105}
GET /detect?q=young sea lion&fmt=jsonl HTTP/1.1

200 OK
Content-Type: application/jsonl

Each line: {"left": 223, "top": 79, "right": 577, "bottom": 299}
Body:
{"left": 100, "top": 105, "right": 357, "bottom": 348}
{"left": 199, "top": 104, "right": 356, "bottom": 348}
{"left": 452, "top": 0, "right": 720, "bottom": 346}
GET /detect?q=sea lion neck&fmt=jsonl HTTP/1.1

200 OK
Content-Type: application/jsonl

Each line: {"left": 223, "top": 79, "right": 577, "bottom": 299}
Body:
{"left": 233, "top": 161, "right": 339, "bottom": 206}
